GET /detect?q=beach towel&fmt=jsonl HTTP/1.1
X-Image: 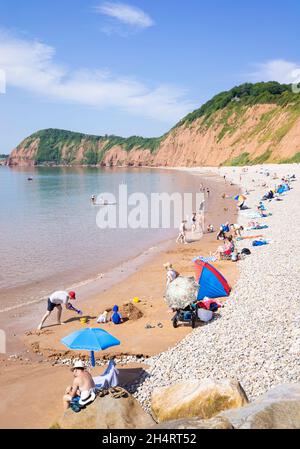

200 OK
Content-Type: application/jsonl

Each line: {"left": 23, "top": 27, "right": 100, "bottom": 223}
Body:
{"left": 93, "top": 359, "right": 119, "bottom": 389}
{"left": 193, "top": 256, "right": 217, "bottom": 263}
{"left": 237, "top": 234, "right": 264, "bottom": 240}
{"left": 252, "top": 240, "right": 268, "bottom": 247}
{"left": 241, "top": 211, "right": 262, "bottom": 219}
{"left": 246, "top": 225, "right": 268, "bottom": 231}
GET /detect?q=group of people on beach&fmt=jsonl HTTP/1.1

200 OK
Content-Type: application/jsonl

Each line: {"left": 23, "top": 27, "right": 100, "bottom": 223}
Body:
{"left": 38, "top": 169, "right": 297, "bottom": 413}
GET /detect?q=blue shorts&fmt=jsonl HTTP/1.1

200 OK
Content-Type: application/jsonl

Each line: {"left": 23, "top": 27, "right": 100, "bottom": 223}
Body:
{"left": 47, "top": 298, "right": 61, "bottom": 312}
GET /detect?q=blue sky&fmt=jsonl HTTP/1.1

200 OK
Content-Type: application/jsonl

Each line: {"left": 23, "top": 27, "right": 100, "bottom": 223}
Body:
{"left": 0, "top": 0, "right": 299, "bottom": 153}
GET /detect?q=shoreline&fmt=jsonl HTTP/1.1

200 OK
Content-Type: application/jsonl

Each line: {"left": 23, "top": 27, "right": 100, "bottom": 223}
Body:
{"left": 0, "top": 165, "right": 223, "bottom": 312}
{"left": 1, "top": 169, "right": 239, "bottom": 357}
{"left": 0, "top": 167, "right": 240, "bottom": 428}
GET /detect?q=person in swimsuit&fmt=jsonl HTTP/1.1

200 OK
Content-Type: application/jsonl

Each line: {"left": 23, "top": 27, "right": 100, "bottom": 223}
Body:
{"left": 63, "top": 360, "right": 96, "bottom": 410}
{"left": 176, "top": 220, "right": 188, "bottom": 244}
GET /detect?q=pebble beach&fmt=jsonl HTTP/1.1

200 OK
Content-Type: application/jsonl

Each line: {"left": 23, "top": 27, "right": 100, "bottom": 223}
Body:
{"left": 134, "top": 164, "right": 300, "bottom": 411}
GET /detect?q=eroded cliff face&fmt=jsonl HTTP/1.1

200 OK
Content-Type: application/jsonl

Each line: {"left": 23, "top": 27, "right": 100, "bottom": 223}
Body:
{"left": 101, "top": 104, "right": 300, "bottom": 166}
{"left": 8, "top": 138, "right": 41, "bottom": 166}
{"left": 8, "top": 103, "right": 300, "bottom": 167}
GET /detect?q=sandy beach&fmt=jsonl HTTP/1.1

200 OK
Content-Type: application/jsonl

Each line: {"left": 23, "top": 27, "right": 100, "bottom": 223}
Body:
{"left": 0, "top": 170, "right": 238, "bottom": 428}
{"left": 1, "top": 163, "right": 299, "bottom": 428}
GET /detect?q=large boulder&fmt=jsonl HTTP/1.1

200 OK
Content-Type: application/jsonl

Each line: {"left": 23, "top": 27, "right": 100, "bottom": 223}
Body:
{"left": 151, "top": 379, "right": 248, "bottom": 423}
{"left": 55, "top": 394, "right": 155, "bottom": 429}
{"left": 220, "top": 383, "right": 300, "bottom": 429}
{"left": 153, "top": 416, "right": 233, "bottom": 429}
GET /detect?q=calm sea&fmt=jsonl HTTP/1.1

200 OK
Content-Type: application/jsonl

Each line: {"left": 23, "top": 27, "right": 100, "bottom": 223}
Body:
{"left": 0, "top": 166, "right": 204, "bottom": 309}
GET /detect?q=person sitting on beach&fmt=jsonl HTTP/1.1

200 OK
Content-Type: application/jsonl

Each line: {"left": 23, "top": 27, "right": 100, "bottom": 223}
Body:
{"left": 230, "top": 224, "right": 244, "bottom": 238}
{"left": 163, "top": 262, "right": 179, "bottom": 288}
{"left": 213, "top": 236, "right": 234, "bottom": 260}
{"left": 63, "top": 360, "right": 96, "bottom": 411}
{"left": 217, "top": 226, "right": 226, "bottom": 240}
{"left": 37, "top": 290, "right": 79, "bottom": 331}
{"left": 111, "top": 305, "right": 123, "bottom": 325}
{"left": 207, "top": 224, "right": 214, "bottom": 233}
{"left": 176, "top": 220, "right": 188, "bottom": 244}
{"left": 257, "top": 202, "right": 267, "bottom": 217}
{"left": 217, "top": 222, "right": 229, "bottom": 240}
{"left": 97, "top": 310, "right": 108, "bottom": 324}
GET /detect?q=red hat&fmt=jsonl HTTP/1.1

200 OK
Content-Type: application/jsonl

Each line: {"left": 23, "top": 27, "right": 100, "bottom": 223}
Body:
{"left": 68, "top": 291, "right": 76, "bottom": 300}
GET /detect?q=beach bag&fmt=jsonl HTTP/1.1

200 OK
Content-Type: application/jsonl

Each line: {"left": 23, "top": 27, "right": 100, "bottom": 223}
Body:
{"left": 209, "top": 303, "right": 219, "bottom": 312}
{"left": 197, "top": 309, "right": 213, "bottom": 322}
{"left": 70, "top": 397, "right": 83, "bottom": 413}
{"left": 241, "top": 248, "right": 251, "bottom": 255}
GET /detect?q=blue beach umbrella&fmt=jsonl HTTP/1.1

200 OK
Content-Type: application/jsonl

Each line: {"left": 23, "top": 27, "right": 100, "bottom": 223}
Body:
{"left": 61, "top": 328, "right": 120, "bottom": 367}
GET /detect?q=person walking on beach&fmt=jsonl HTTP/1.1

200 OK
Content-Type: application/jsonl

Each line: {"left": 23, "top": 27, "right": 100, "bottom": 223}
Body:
{"left": 191, "top": 212, "right": 197, "bottom": 232}
{"left": 37, "top": 290, "right": 79, "bottom": 330}
{"left": 63, "top": 360, "right": 96, "bottom": 411}
{"left": 176, "top": 220, "right": 188, "bottom": 244}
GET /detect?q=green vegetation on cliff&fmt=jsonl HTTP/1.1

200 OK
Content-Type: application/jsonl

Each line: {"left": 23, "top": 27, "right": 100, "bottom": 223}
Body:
{"left": 20, "top": 129, "right": 163, "bottom": 165}
{"left": 176, "top": 82, "right": 299, "bottom": 128}
{"left": 12, "top": 82, "right": 300, "bottom": 166}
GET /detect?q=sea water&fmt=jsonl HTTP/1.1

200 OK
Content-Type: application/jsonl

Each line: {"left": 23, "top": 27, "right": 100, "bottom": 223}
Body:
{"left": 0, "top": 166, "right": 204, "bottom": 309}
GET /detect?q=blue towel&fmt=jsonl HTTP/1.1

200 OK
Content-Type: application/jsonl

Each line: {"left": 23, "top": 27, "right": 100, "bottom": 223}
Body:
{"left": 252, "top": 240, "right": 268, "bottom": 247}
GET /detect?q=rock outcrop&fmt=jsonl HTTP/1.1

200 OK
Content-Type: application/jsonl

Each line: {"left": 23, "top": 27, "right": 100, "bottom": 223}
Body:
{"left": 153, "top": 416, "right": 234, "bottom": 429}
{"left": 219, "top": 383, "right": 300, "bottom": 429}
{"left": 153, "top": 384, "right": 300, "bottom": 429}
{"left": 151, "top": 379, "right": 248, "bottom": 423}
{"left": 55, "top": 393, "right": 155, "bottom": 429}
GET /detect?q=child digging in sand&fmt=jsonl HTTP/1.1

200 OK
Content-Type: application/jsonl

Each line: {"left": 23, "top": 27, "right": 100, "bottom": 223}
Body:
{"left": 111, "top": 305, "right": 123, "bottom": 325}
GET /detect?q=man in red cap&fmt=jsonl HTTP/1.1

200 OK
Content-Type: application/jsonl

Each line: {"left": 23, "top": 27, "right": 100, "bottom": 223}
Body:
{"left": 37, "top": 290, "right": 78, "bottom": 330}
